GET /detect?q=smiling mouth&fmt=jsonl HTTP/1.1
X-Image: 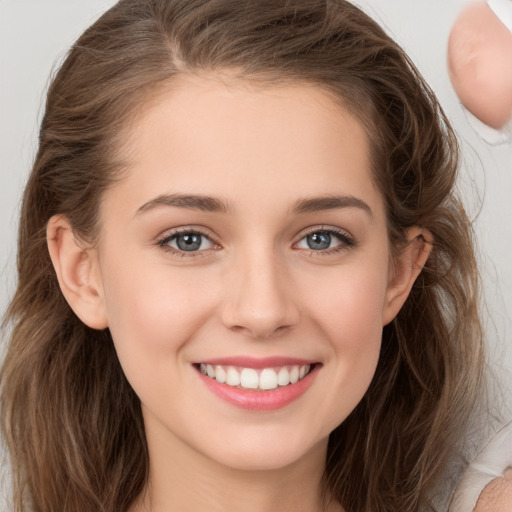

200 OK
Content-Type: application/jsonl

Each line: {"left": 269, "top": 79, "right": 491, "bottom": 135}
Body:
{"left": 195, "top": 363, "right": 315, "bottom": 391}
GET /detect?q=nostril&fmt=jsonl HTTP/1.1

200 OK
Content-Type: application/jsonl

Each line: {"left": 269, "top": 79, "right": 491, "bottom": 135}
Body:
{"left": 228, "top": 322, "right": 295, "bottom": 340}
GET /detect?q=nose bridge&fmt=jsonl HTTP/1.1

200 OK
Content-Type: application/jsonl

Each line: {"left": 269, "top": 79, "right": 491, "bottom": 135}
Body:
{"left": 221, "top": 240, "right": 299, "bottom": 338}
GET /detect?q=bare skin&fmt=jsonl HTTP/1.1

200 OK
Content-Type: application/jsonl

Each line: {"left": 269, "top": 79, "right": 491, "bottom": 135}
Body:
{"left": 48, "top": 75, "right": 428, "bottom": 512}
{"left": 448, "top": 1, "right": 512, "bottom": 129}
{"left": 474, "top": 469, "right": 512, "bottom": 512}
{"left": 130, "top": 440, "right": 344, "bottom": 512}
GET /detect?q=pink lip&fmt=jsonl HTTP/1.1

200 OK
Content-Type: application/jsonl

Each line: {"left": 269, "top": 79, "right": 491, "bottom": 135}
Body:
{"left": 195, "top": 363, "right": 320, "bottom": 411}
{"left": 194, "top": 356, "right": 317, "bottom": 369}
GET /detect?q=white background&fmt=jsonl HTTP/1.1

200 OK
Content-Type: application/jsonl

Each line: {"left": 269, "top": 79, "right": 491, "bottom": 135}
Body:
{"left": 1, "top": 0, "right": 511, "bottom": 501}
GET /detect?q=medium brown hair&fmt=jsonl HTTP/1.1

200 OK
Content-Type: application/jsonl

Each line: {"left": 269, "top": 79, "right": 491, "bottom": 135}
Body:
{"left": 1, "top": 1, "right": 483, "bottom": 510}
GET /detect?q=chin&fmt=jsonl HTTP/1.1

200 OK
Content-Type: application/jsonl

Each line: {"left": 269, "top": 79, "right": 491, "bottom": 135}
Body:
{"left": 202, "top": 427, "right": 329, "bottom": 472}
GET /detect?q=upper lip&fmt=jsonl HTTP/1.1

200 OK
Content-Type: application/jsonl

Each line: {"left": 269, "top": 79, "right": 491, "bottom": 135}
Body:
{"left": 193, "top": 356, "right": 318, "bottom": 369}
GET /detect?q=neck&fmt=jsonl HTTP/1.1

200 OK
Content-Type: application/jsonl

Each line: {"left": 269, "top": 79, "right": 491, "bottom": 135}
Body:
{"left": 131, "top": 421, "right": 343, "bottom": 512}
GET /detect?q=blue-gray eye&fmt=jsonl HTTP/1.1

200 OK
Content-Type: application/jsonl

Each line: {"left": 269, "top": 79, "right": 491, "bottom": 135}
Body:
{"left": 168, "top": 233, "right": 213, "bottom": 252}
{"left": 296, "top": 230, "right": 346, "bottom": 251}
{"left": 307, "top": 232, "right": 331, "bottom": 250}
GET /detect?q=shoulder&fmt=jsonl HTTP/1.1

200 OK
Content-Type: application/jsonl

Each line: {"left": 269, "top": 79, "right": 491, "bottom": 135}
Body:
{"left": 449, "top": 422, "right": 512, "bottom": 512}
{"left": 473, "top": 470, "right": 512, "bottom": 512}
{"left": 473, "top": 469, "right": 512, "bottom": 512}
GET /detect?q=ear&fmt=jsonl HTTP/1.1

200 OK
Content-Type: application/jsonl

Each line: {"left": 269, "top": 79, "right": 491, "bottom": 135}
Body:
{"left": 382, "top": 227, "right": 433, "bottom": 326}
{"left": 47, "top": 215, "right": 108, "bottom": 329}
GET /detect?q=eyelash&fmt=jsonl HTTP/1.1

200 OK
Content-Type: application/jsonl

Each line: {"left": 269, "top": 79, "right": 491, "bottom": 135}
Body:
{"left": 297, "top": 226, "right": 356, "bottom": 256}
{"left": 156, "top": 226, "right": 355, "bottom": 259}
{"left": 157, "top": 228, "right": 219, "bottom": 259}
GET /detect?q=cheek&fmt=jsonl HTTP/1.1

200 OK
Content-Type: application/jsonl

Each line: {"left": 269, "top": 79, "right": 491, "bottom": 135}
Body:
{"left": 99, "top": 254, "right": 217, "bottom": 383}
{"left": 298, "top": 262, "right": 388, "bottom": 428}
{"left": 306, "top": 259, "right": 388, "bottom": 345}
{"left": 327, "top": 278, "right": 384, "bottom": 382}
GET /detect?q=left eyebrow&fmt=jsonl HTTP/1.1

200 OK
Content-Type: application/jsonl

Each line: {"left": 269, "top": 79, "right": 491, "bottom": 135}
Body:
{"left": 290, "top": 195, "right": 373, "bottom": 217}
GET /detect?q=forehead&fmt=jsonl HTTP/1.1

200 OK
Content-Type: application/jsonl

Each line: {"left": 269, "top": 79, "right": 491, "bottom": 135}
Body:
{"left": 103, "top": 75, "right": 384, "bottom": 221}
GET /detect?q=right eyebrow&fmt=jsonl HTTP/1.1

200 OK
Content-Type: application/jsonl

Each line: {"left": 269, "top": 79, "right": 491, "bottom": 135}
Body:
{"left": 135, "top": 194, "right": 233, "bottom": 216}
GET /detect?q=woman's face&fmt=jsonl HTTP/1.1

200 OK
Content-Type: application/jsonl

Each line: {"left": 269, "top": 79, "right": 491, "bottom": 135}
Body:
{"left": 93, "top": 76, "right": 403, "bottom": 471}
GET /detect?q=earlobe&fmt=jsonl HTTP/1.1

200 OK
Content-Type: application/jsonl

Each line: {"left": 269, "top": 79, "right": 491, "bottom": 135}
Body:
{"left": 382, "top": 227, "right": 433, "bottom": 326}
{"left": 47, "top": 215, "right": 108, "bottom": 329}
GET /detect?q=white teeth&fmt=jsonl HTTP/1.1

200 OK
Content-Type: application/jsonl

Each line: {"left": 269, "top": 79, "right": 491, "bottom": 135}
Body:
{"left": 259, "top": 369, "right": 278, "bottom": 390}
{"left": 277, "top": 367, "right": 290, "bottom": 386}
{"left": 226, "top": 367, "right": 241, "bottom": 386}
{"left": 215, "top": 365, "right": 227, "bottom": 383}
{"left": 240, "top": 368, "right": 259, "bottom": 389}
{"left": 299, "top": 364, "right": 309, "bottom": 379}
{"left": 199, "top": 363, "right": 313, "bottom": 390}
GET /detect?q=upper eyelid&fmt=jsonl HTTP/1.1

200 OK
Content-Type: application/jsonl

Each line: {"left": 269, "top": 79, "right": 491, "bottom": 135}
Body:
{"left": 293, "top": 226, "right": 356, "bottom": 252}
{"left": 157, "top": 226, "right": 218, "bottom": 243}
{"left": 156, "top": 229, "right": 219, "bottom": 259}
{"left": 295, "top": 225, "right": 353, "bottom": 240}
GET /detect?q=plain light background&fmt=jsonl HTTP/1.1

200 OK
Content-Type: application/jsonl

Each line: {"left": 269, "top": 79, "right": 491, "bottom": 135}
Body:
{"left": 0, "top": 0, "right": 511, "bottom": 504}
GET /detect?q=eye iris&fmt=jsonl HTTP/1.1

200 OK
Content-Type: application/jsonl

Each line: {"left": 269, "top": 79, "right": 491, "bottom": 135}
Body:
{"left": 176, "top": 233, "right": 202, "bottom": 251}
{"left": 307, "top": 232, "right": 331, "bottom": 250}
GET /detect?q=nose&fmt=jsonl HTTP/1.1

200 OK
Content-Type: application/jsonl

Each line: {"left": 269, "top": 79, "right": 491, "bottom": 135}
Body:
{"left": 220, "top": 249, "right": 300, "bottom": 339}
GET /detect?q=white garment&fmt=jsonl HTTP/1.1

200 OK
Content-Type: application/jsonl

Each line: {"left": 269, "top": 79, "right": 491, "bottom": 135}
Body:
{"left": 449, "top": 421, "right": 512, "bottom": 511}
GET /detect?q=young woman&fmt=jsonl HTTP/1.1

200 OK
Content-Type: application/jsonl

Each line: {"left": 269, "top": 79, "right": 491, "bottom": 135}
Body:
{"left": 1, "top": 1, "right": 484, "bottom": 511}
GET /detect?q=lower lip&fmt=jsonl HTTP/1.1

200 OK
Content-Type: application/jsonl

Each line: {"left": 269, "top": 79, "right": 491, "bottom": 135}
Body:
{"left": 196, "top": 365, "right": 319, "bottom": 411}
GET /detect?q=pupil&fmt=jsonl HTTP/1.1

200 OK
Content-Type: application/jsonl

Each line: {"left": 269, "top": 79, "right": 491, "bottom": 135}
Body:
{"left": 307, "top": 232, "right": 331, "bottom": 250}
{"left": 177, "top": 234, "right": 202, "bottom": 251}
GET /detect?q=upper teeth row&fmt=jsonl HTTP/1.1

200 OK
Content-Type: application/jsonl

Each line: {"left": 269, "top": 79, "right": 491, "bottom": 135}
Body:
{"left": 199, "top": 364, "right": 311, "bottom": 390}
